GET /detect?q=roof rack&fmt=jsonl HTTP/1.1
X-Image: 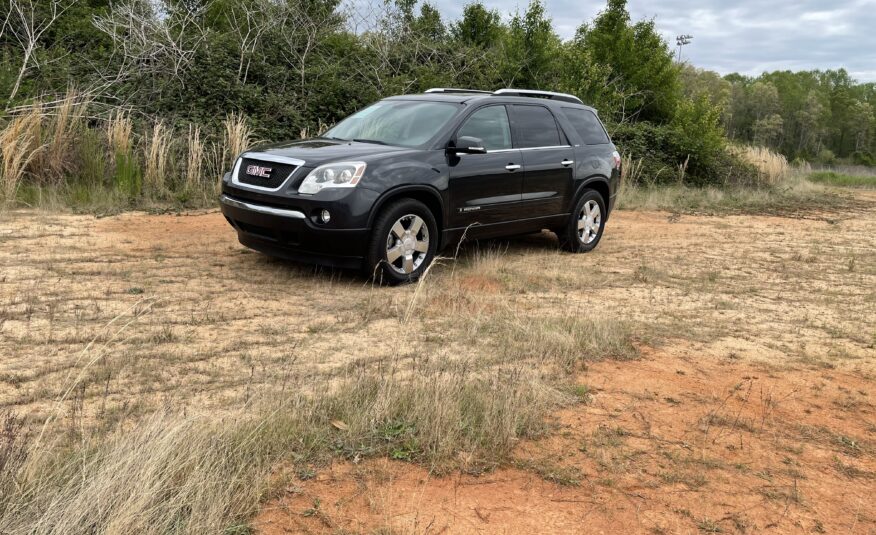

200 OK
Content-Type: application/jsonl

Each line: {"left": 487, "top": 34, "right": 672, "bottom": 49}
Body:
{"left": 492, "top": 88, "right": 583, "bottom": 104}
{"left": 425, "top": 88, "right": 492, "bottom": 95}
{"left": 424, "top": 87, "right": 583, "bottom": 105}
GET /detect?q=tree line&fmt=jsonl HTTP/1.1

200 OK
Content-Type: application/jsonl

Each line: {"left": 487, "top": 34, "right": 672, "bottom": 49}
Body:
{"left": 684, "top": 66, "right": 875, "bottom": 165}
{"left": 0, "top": 0, "right": 872, "bottom": 201}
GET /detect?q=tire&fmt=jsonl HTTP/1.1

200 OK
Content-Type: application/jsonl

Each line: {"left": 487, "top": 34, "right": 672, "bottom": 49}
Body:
{"left": 559, "top": 190, "right": 606, "bottom": 253}
{"left": 365, "top": 199, "right": 438, "bottom": 284}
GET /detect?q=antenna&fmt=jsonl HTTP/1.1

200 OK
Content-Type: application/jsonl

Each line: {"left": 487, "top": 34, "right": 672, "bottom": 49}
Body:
{"left": 676, "top": 34, "right": 693, "bottom": 64}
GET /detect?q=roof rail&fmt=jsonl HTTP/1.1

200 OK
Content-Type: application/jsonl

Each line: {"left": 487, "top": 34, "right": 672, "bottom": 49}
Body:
{"left": 493, "top": 88, "right": 583, "bottom": 104}
{"left": 425, "top": 88, "right": 492, "bottom": 95}
{"left": 424, "top": 87, "right": 584, "bottom": 105}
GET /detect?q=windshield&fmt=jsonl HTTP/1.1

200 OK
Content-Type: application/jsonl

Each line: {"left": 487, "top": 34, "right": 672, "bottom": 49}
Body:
{"left": 323, "top": 100, "right": 461, "bottom": 148}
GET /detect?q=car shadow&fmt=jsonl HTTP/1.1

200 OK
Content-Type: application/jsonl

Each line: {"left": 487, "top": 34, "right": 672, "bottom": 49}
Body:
{"left": 241, "top": 230, "right": 563, "bottom": 285}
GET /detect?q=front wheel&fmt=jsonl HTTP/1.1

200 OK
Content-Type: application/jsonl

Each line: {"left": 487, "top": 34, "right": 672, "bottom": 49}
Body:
{"left": 365, "top": 199, "right": 438, "bottom": 284}
{"left": 559, "top": 190, "right": 606, "bottom": 253}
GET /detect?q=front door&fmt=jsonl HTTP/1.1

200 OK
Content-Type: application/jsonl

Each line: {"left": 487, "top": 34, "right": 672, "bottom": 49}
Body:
{"left": 448, "top": 105, "right": 523, "bottom": 229}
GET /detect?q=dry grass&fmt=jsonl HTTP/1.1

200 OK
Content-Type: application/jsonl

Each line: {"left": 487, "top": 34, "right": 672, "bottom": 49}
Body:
{"left": 105, "top": 111, "right": 133, "bottom": 159}
{"left": 224, "top": 112, "right": 254, "bottom": 170}
{"left": 41, "top": 90, "right": 85, "bottom": 183}
{"left": 0, "top": 213, "right": 647, "bottom": 532}
{"left": 1, "top": 411, "right": 270, "bottom": 534}
{"left": 0, "top": 106, "right": 44, "bottom": 204}
{"left": 733, "top": 144, "right": 790, "bottom": 185}
{"left": 616, "top": 171, "right": 851, "bottom": 215}
{"left": 620, "top": 153, "right": 645, "bottom": 185}
{"left": 185, "top": 124, "right": 204, "bottom": 193}
{"left": 1, "top": 101, "right": 249, "bottom": 209}
{"left": 0, "top": 318, "right": 612, "bottom": 532}
{"left": 143, "top": 121, "right": 172, "bottom": 194}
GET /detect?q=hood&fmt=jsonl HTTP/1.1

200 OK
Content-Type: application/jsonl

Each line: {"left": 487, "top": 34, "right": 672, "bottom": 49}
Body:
{"left": 248, "top": 138, "right": 410, "bottom": 167}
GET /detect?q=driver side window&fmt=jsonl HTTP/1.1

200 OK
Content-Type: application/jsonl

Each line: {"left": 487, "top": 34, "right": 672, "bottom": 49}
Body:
{"left": 457, "top": 106, "right": 512, "bottom": 151}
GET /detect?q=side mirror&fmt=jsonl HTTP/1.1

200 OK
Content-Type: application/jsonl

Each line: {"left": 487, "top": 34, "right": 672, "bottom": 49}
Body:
{"left": 449, "top": 136, "right": 487, "bottom": 155}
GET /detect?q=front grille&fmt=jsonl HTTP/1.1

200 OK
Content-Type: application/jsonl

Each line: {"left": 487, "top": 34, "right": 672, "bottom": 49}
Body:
{"left": 236, "top": 157, "right": 297, "bottom": 189}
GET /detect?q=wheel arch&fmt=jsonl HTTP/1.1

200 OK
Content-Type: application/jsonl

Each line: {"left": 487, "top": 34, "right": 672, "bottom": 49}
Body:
{"left": 572, "top": 176, "right": 611, "bottom": 220}
{"left": 367, "top": 185, "right": 445, "bottom": 232}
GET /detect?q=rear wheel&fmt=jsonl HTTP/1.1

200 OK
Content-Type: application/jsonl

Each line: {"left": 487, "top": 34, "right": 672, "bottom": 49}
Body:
{"left": 559, "top": 190, "right": 606, "bottom": 253}
{"left": 366, "top": 199, "right": 438, "bottom": 284}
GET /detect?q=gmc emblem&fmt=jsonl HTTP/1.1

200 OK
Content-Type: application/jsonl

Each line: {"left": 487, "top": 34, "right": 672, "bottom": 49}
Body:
{"left": 246, "top": 165, "right": 272, "bottom": 178}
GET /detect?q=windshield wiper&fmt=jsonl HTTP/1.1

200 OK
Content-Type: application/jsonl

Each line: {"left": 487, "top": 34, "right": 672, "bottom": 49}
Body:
{"left": 321, "top": 135, "right": 346, "bottom": 141}
{"left": 352, "top": 138, "right": 389, "bottom": 146}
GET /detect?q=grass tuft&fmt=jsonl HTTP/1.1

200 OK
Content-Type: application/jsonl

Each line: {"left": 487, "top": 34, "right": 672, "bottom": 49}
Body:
{"left": 732, "top": 145, "right": 790, "bottom": 185}
{"left": 0, "top": 106, "right": 44, "bottom": 204}
{"left": 144, "top": 121, "right": 172, "bottom": 195}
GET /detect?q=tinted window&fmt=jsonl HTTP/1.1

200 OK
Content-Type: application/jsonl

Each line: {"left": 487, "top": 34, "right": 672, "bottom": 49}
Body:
{"left": 562, "top": 108, "right": 609, "bottom": 145}
{"left": 511, "top": 105, "right": 561, "bottom": 148}
{"left": 323, "top": 100, "right": 460, "bottom": 148}
{"left": 457, "top": 106, "right": 512, "bottom": 151}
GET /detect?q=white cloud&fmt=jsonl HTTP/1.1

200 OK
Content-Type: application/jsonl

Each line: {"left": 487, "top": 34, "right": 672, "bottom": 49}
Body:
{"left": 413, "top": 0, "right": 876, "bottom": 81}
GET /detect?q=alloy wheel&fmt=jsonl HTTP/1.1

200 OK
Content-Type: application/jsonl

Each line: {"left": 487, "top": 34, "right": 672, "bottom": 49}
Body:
{"left": 577, "top": 200, "right": 601, "bottom": 244}
{"left": 385, "top": 214, "right": 429, "bottom": 274}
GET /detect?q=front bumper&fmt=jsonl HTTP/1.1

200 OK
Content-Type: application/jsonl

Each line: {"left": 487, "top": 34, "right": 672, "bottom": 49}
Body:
{"left": 220, "top": 193, "right": 369, "bottom": 269}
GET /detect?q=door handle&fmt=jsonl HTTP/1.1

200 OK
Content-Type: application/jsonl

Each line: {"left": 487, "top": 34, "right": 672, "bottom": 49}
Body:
{"left": 505, "top": 164, "right": 521, "bottom": 171}
{"left": 561, "top": 159, "right": 574, "bottom": 166}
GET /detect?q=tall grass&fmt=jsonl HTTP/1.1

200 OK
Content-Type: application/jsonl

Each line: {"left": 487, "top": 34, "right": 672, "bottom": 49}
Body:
{"left": 0, "top": 411, "right": 271, "bottom": 535}
{"left": 105, "top": 111, "right": 141, "bottom": 197}
{"left": 732, "top": 144, "right": 790, "bottom": 185}
{"left": 224, "top": 112, "right": 254, "bottom": 169}
{"left": 185, "top": 124, "right": 204, "bottom": 193}
{"left": 0, "top": 107, "right": 44, "bottom": 204}
{"left": 0, "top": 100, "right": 260, "bottom": 210}
{"left": 105, "top": 111, "right": 133, "bottom": 158}
{"left": 614, "top": 144, "right": 851, "bottom": 215}
{"left": 41, "top": 90, "right": 85, "bottom": 182}
{"left": 144, "top": 121, "right": 171, "bottom": 194}
{"left": 621, "top": 153, "right": 645, "bottom": 185}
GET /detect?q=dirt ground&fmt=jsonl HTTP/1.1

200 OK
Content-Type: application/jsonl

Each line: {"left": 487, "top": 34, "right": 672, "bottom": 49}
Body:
{"left": 1, "top": 193, "right": 875, "bottom": 534}
{"left": 258, "top": 347, "right": 875, "bottom": 534}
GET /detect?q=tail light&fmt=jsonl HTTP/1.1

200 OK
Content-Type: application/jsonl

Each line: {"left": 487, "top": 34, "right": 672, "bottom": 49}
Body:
{"left": 611, "top": 151, "right": 621, "bottom": 170}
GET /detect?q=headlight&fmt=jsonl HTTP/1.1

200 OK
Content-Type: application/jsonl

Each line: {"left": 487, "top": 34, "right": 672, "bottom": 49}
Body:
{"left": 298, "top": 162, "right": 366, "bottom": 195}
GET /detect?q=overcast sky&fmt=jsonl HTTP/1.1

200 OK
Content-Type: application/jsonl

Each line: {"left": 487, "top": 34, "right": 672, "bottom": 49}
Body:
{"left": 422, "top": 0, "right": 876, "bottom": 82}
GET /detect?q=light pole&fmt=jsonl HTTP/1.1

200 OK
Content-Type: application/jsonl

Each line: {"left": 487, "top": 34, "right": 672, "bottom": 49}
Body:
{"left": 676, "top": 34, "right": 693, "bottom": 64}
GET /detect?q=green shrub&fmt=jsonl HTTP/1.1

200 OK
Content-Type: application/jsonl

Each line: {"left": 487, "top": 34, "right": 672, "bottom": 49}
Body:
{"left": 851, "top": 151, "right": 875, "bottom": 166}
{"left": 669, "top": 96, "right": 726, "bottom": 180}
{"left": 610, "top": 116, "right": 758, "bottom": 186}
{"left": 817, "top": 148, "right": 837, "bottom": 164}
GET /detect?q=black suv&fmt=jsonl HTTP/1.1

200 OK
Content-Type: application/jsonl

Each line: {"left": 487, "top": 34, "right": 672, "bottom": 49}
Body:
{"left": 220, "top": 88, "right": 621, "bottom": 283}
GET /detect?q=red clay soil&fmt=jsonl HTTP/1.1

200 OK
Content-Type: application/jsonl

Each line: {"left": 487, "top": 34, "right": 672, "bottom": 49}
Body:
{"left": 255, "top": 347, "right": 876, "bottom": 534}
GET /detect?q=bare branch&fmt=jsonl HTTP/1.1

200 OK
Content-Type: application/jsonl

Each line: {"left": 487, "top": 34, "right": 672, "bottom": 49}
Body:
{"left": 4, "top": 0, "right": 79, "bottom": 103}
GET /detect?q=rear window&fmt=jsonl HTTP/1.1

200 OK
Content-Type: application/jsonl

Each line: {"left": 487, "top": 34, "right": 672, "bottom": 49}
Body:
{"left": 511, "top": 105, "right": 562, "bottom": 148}
{"left": 562, "top": 108, "right": 609, "bottom": 145}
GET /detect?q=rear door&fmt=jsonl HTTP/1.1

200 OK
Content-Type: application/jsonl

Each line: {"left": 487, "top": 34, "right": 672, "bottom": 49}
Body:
{"left": 448, "top": 104, "right": 523, "bottom": 228}
{"left": 561, "top": 106, "right": 613, "bottom": 179}
{"left": 509, "top": 104, "right": 575, "bottom": 217}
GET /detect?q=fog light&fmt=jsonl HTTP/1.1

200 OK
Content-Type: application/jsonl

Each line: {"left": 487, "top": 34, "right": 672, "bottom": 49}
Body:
{"left": 320, "top": 209, "right": 331, "bottom": 223}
